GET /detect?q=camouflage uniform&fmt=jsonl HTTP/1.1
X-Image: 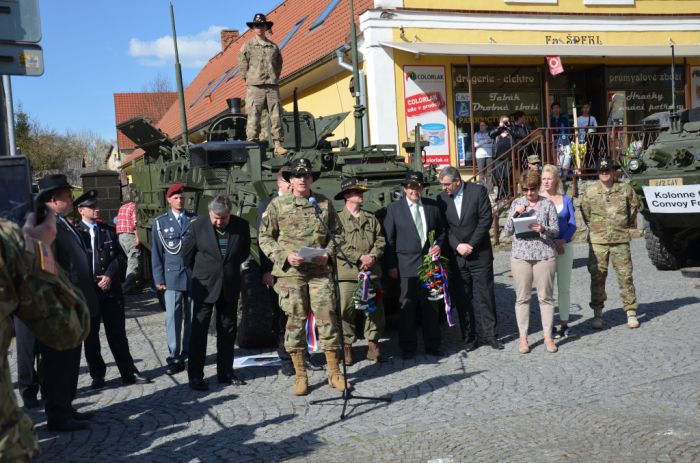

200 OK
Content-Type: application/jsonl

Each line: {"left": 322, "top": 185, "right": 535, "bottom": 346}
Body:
{"left": 238, "top": 37, "right": 284, "bottom": 145}
{"left": 0, "top": 220, "right": 90, "bottom": 461}
{"left": 580, "top": 181, "right": 641, "bottom": 312}
{"left": 258, "top": 192, "right": 341, "bottom": 352}
{"left": 336, "top": 208, "right": 386, "bottom": 344}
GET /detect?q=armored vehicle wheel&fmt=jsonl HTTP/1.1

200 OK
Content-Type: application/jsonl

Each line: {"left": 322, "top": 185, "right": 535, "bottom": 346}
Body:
{"left": 236, "top": 258, "right": 277, "bottom": 348}
{"left": 644, "top": 223, "right": 687, "bottom": 271}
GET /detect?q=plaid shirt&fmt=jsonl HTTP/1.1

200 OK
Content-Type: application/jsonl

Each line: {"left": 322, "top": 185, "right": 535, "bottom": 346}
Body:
{"left": 116, "top": 202, "right": 137, "bottom": 234}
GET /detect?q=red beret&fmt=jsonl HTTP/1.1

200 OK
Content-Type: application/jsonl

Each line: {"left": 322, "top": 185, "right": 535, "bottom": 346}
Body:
{"left": 166, "top": 183, "right": 185, "bottom": 198}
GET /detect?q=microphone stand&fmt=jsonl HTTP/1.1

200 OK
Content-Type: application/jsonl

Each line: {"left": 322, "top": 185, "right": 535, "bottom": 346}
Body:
{"left": 307, "top": 200, "right": 391, "bottom": 420}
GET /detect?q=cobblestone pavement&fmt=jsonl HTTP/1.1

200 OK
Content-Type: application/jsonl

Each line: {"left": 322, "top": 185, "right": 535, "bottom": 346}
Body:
{"left": 9, "top": 239, "right": 700, "bottom": 462}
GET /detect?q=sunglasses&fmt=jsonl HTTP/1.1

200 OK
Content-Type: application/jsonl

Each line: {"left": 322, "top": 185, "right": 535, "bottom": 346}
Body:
{"left": 522, "top": 187, "right": 538, "bottom": 192}
{"left": 291, "top": 173, "right": 311, "bottom": 179}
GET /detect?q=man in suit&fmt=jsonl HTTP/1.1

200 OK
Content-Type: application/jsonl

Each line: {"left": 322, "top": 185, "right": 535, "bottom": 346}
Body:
{"left": 36, "top": 174, "right": 99, "bottom": 432}
{"left": 384, "top": 171, "right": 446, "bottom": 359}
{"left": 437, "top": 167, "right": 503, "bottom": 351}
{"left": 75, "top": 190, "right": 152, "bottom": 388}
{"left": 151, "top": 183, "right": 198, "bottom": 375}
{"left": 183, "top": 195, "right": 251, "bottom": 391}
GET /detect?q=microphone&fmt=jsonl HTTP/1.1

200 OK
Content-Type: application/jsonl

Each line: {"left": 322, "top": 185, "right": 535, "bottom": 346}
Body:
{"left": 308, "top": 196, "right": 322, "bottom": 217}
{"left": 513, "top": 205, "right": 527, "bottom": 218}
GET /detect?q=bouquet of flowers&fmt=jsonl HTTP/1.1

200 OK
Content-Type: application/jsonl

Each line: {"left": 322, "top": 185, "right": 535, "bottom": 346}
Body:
{"left": 353, "top": 271, "right": 377, "bottom": 313}
{"left": 417, "top": 231, "right": 456, "bottom": 326}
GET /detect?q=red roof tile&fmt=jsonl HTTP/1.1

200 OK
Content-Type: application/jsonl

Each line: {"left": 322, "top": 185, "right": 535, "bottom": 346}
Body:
{"left": 114, "top": 92, "right": 177, "bottom": 149}
{"left": 156, "top": 0, "right": 372, "bottom": 139}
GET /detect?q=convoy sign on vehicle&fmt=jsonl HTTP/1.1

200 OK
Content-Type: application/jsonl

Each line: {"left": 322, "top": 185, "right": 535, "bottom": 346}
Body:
{"left": 642, "top": 184, "right": 700, "bottom": 213}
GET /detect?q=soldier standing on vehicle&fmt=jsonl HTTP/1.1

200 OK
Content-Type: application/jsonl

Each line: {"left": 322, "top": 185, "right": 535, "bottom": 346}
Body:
{"left": 0, "top": 214, "right": 90, "bottom": 460}
{"left": 239, "top": 13, "right": 287, "bottom": 156}
{"left": 581, "top": 156, "right": 641, "bottom": 330}
{"left": 258, "top": 158, "right": 348, "bottom": 396}
{"left": 151, "top": 183, "right": 198, "bottom": 375}
{"left": 335, "top": 177, "right": 386, "bottom": 364}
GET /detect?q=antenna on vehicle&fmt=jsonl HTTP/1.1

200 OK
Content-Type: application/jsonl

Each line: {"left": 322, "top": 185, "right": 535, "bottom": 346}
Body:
{"left": 170, "top": 2, "right": 190, "bottom": 153}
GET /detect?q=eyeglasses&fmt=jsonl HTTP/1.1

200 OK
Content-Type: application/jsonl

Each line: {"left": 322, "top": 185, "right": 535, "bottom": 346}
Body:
{"left": 522, "top": 187, "right": 538, "bottom": 192}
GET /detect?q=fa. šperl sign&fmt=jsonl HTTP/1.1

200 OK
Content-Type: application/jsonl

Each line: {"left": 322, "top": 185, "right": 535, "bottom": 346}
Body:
{"left": 642, "top": 185, "right": 700, "bottom": 213}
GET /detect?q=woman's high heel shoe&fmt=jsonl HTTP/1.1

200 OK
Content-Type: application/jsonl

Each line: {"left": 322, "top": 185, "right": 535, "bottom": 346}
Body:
{"left": 544, "top": 337, "right": 558, "bottom": 353}
{"left": 518, "top": 337, "right": 530, "bottom": 354}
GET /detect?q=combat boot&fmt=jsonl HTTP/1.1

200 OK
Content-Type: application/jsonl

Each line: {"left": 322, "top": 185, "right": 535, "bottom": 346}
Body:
{"left": 591, "top": 308, "right": 604, "bottom": 330}
{"left": 366, "top": 340, "right": 384, "bottom": 362}
{"left": 289, "top": 351, "right": 308, "bottom": 396}
{"left": 626, "top": 310, "right": 640, "bottom": 329}
{"left": 325, "top": 349, "right": 351, "bottom": 392}
{"left": 273, "top": 141, "right": 288, "bottom": 156}
{"left": 343, "top": 344, "right": 354, "bottom": 366}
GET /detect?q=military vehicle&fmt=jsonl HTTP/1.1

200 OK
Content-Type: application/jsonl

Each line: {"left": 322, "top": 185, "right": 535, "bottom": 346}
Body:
{"left": 625, "top": 107, "right": 700, "bottom": 270}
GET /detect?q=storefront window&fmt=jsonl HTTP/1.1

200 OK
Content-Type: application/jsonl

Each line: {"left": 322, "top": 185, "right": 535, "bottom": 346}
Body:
{"left": 604, "top": 66, "right": 685, "bottom": 125}
{"left": 453, "top": 66, "right": 543, "bottom": 166}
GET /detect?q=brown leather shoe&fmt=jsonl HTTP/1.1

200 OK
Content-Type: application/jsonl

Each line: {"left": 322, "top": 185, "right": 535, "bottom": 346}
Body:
{"left": 366, "top": 341, "right": 385, "bottom": 362}
{"left": 343, "top": 344, "right": 354, "bottom": 366}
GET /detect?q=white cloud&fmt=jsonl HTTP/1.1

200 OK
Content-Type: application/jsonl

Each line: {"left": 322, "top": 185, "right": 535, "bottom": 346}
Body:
{"left": 128, "top": 25, "right": 226, "bottom": 68}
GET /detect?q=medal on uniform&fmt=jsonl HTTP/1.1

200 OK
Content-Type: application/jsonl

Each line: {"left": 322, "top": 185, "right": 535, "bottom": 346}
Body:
{"left": 168, "top": 241, "right": 174, "bottom": 247}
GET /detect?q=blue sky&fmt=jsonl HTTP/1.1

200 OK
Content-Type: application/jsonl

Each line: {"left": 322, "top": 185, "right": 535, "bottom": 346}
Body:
{"left": 11, "top": 0, "right": 280, "bottom": 142}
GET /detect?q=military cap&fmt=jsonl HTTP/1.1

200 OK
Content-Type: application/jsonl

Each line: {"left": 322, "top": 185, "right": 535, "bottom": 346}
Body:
{"left": 527, "top": 154, "right": 542, "bottom": 165}
{"left": 282, "top": 158, "right": 319, "bottom": 181}
{"left": 73, "top": 189, "right": 99, "bottom": 208}
{"left": 335, "top": 177, "right": 369, "bottom": 200}
{"left": 246, "top": 13, "right": 273, "bottom": 30}
{"left": 402, "top": 171, "right": 426, "bottom": 187}
{"left": 596, "top": 156, "right": 616, "bottom": 172}
{"left": 166, "top": 183, "right": 185, "bottom": 198}
{"left": 36, "top": 174, "right": 73, "bottom": 201}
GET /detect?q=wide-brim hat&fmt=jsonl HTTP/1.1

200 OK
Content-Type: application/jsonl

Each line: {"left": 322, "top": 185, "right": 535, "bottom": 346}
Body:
{"left": 596, "top": 156, "right": 617, "bottom": 172}
{"left": 74, "top": 189, "right": 99, "bottom": 208}
{"left": 36, "top": 173, "right": 73, "bottom": 202}
{"left": 527, "top": 154, "right": 542, "bottom": 165}
{"left": 282, "top": 158, "right": 320, "bottom": 181}
{"left": 247, "top": 13, "right": 273, "bottom": 30}
{"left": 334, "top": 177, "right": 369, "bottom": 200}
{"left": 401, "top": 171, "right": 426, "bottom": 187}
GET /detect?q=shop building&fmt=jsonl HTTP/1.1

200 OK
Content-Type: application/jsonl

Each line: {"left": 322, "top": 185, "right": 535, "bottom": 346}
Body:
{"left": 118, "top": 0, "right": 700, "bottom": 171}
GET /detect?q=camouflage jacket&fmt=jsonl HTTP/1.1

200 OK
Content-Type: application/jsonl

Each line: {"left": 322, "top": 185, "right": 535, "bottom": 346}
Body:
{"left": 258, "top": 192, "right": 340, "bottom": 278}
{"left": 0, "top": 219, "right": 90, "bottom": 460}
{"left": 580, "top": 181, "right": 641, "bottom": 244}
{"left": 238, "top": 37, "right": 282, "bottom": 86}
{"left": 336, "top": 208, "right": 385, "bottom": 281}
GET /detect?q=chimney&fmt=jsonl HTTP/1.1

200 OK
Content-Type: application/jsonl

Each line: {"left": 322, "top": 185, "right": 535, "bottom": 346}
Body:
{"left": 220, "top": 30, "right": 239, "bottom": 51}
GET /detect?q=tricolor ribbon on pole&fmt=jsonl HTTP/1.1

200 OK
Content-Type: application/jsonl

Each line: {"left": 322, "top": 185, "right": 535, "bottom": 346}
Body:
{"left": 434, "top": 256, "right": 456, "bottom": 327}
{"left": 305, "top": 311, "right": 319, "bottom": 352}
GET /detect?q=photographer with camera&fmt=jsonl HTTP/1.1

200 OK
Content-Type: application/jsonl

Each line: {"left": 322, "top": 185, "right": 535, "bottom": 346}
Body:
{"left": 490, "top": 115, "right": 516, "bottom": 200}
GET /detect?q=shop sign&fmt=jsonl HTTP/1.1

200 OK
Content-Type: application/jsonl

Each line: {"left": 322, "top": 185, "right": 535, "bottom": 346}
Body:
{"left": 544, "top": 35, "right": 603, "bottom": 45}
{"left": 403, "top": 65, "right": 451, "bottom": 167}
{"left": 692, "top": 67, "right": 700, "bottom": 109}
{"left": 453, "top": 66, "right": 541, "bottom": 90}
{"left": 606, "top": 66, "right": 683, "bottom": 89}
{"left": 547, "top": 56, "right": 564, "bottom": 76}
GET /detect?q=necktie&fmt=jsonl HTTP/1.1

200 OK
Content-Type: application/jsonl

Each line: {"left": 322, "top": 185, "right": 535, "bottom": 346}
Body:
{"left": 178, "top": 214, "right": 185, "bottom": 229}
{"left": 89, "top": 225, "right": 98, "bottom": 275}
{"left": 413, "top": 203, "right": 425, "bottom": 244}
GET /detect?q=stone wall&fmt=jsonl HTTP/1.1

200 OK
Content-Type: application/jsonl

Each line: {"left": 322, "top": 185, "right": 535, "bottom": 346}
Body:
{"left": 81, "top": 170, "right": 121, "bottom": 225}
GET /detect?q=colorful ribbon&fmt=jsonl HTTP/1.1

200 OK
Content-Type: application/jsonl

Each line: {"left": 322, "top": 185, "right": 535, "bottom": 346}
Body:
{"left": 360, "top": 271, "right": 371, "bottom": 301}
{"left": 435, "top": 256, "right": 455, "bottom": 327}
{"left": 305, "top": 311, "right": 319, "bottom": 352}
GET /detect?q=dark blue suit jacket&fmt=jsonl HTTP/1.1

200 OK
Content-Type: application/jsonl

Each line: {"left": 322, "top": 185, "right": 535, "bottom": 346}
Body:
{"left": 151, "top": 210, "right": 197, "bottom": 291}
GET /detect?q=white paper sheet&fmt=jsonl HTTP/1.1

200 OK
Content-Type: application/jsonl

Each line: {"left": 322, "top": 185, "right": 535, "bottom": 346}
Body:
{"left": 513, "top": 215, "right": 538, "bottom": 235}
{"left": 298, "top": 246, "right": 327, "bottom": 262}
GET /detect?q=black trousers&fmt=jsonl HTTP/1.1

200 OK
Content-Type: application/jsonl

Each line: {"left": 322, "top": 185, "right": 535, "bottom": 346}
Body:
{"left": 451, "top": 259, "right": 499, "bottom": 342}
{"left": 188, "top": 294, "right": 238, "bottom": 380}
{"left": 84, "top": 295, "right": 136, "bottom": 380}
{"left": 398, "top": 276, "right": 441, "bottom": 353}
{"left": 269, "top": 287, "right": 290, "bottom": 361}
{"left": 37, "top": 341, "right": 81, "bottom": 422}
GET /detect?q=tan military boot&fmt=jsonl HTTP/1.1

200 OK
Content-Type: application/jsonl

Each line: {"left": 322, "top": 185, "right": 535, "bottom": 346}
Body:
{"left": 273, "top": 141, "right": 288, "bottom": 156}
{"left": 325, "top": 349, "right": 351, "bottom": 392}
{"left": 343, "top": 344, "right": 354, "bottom": 366}
{"left": 591, "top": 308, "right": 604, "bottom": 330}
{"left": 626, "top": 310, "right": 640, "bottom": 329}
{"left": 366, "top": 341, "right": 384, "bottom": 362}
{"left": 289, "top": 351, "right": 308, "bottom": 396}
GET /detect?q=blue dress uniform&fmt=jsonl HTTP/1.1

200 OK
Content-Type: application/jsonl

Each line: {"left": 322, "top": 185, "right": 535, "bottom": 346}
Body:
{"left": 75, "top": 190, "right": 150, "bottom": 387}
{"left": 151, "top": 208, "right": 198, "bottom": 370}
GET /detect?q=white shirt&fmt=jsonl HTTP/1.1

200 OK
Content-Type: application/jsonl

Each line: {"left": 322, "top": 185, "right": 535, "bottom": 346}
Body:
{"left": 81, "top": 220, "right": 98, "bottom": 274}
{"left": 452, "top": 182, "right": 465, "bottom": 220}
{"left": 406, "top": 196, "right": 426, "bottom": 242}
